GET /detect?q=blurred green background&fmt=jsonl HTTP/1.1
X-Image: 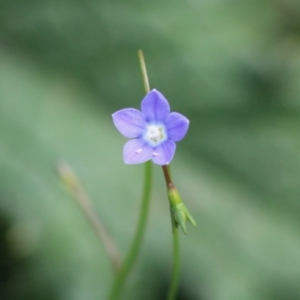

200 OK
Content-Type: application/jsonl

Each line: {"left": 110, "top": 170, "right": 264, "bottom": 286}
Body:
{"left": 1, "top": 0, "right": 300, "bottom": 299}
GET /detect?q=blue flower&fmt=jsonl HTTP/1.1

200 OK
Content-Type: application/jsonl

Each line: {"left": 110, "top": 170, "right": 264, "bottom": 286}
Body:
{"left": 112, "top": 89, "right": 189, "bottom": 165}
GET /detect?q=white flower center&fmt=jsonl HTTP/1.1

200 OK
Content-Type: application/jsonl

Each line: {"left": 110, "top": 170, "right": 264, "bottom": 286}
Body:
{"left": 144, "top": 124, "right": 167, "bottom": 146}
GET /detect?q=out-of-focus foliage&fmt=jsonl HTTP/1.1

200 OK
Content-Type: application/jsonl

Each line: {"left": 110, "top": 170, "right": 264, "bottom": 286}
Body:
{"left": 1, "top": 0, "right": 300, "bottom": 299}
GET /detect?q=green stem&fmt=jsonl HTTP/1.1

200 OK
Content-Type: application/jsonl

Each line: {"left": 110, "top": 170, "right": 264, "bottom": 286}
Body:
{"left": 162, "top": 165, "right": 181, "bottom": 300}
{"left": 108, "top": 159, "right": 152, "bottom": 300}
{"left": 167, "top": 219, "right": 180, "bottom": 300}
{"left": 109, "top": 50, "right": 152, "bottom": 299}
{"left": 138, "top": 50, "right": 150, "bottom": 93}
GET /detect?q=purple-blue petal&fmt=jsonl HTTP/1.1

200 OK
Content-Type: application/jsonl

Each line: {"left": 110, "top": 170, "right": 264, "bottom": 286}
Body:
{"left": 141, "top": 89, "right": 170, "bottom": 122}
{"left": 151, "top": 140, "right": 176, "bottom": 165}
{"left": 112, "top": 108, "right": 146, "bottom": 138}
{"left": 165, "top": 112, "right": 189, "bottom": 142}
{"left": 123, "top": 138, "right": 153, "bottom": 164}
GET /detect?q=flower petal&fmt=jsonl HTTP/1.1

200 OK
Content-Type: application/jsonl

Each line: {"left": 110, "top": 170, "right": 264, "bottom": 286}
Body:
{"left": 151, "top": 140, "right": 176, "bottom": 165}
{"left": 141, "top": 89, "right": 170, "bottom": 122}
{"left": 112, "top": 108, "right": 146, "bottom": 138}
{"left": 123, "top": 138, "right": 153, "bottom": 164}
{"left": 165, "top": 112, "right": 189, "bottom": 142}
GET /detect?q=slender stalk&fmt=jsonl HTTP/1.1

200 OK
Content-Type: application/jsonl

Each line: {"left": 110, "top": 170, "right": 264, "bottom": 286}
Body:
{"left": 108, "top": 160, "right": 152, "bottom": 300}
{"left": 138, "top": 50, "right": 150, "bottom": 93}
{"left": 167, "top": 223, "right": 180, "bottom": 300}
{"left": 162, "top": 165, "right": 174, "bottom": 190}
{"left": 162, "top": 165, "right": 181, "bottom": 300}
{"left": 56, "top": 161, "right": 122, "bottom": 273}
{"left": 108, "top": 50, "right": 153, "bottom": 299}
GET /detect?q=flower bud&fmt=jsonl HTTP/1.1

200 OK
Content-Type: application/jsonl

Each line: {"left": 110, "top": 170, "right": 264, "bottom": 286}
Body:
{"left": 168, "top": 187, "right": 196, "bottom": 234}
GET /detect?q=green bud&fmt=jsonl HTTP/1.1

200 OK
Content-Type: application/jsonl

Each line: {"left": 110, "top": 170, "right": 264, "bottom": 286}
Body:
{"left": 168, "top": 187, "right": 196, "bottom": 234}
